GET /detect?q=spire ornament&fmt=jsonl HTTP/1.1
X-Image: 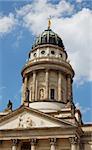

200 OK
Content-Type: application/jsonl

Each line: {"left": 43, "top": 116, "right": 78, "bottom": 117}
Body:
{"left": 48, "top": 17, "right": 51, "bottom": 29}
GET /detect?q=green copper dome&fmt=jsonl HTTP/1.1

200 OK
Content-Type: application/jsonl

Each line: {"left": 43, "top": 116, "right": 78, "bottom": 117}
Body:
{"left": 32, "top": 29, "right": 65, "bottom": 49}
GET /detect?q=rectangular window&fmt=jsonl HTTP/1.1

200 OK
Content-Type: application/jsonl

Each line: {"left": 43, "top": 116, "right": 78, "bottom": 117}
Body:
{"left": 50, "top": 89, "right": 55, "bottom": 100}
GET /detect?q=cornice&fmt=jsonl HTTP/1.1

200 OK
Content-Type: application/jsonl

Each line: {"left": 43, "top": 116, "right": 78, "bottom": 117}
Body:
{"left": 0, "top": 126, "right": 77, "bottom": 140}
{"left": 21, "top": 57, "right": 74, "bottom": 77}
{"left": 0, "top": 105, "right": 75, "bottom": 127}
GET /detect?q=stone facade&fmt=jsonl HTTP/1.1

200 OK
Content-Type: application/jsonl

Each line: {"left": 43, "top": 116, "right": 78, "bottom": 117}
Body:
{"left": 0, "top": 27, "right": 92, "bottom": 150}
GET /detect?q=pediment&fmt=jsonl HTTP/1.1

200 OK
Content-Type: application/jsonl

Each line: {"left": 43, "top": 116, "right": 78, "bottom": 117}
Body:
{"left": 0, "top": 106, "right": 75, "bottom": 130}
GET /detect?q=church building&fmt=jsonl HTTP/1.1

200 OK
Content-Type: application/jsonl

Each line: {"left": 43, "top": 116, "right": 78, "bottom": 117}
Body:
{"left": 0, "top": 21, "right": 92, "bottom": 150}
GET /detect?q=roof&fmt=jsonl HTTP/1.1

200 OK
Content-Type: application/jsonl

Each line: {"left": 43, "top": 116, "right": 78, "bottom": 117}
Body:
{"left": 32, "top": 28, "right": 65, "bottom": 49}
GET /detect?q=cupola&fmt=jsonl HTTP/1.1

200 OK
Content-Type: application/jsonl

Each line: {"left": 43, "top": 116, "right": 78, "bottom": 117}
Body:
{"left": 21, "top": 20, "right": 74, "bottom": 113}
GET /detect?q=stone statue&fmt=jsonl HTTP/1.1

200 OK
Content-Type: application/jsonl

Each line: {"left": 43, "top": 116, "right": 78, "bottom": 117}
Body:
{"left": 40, "top": 89, "right": 44, "bottom": 100}
{"left": 25, "top": 88, "right": 30, "bottom": 102}
{"left": 7, "top": 100, "right": 12, "bottom": 110}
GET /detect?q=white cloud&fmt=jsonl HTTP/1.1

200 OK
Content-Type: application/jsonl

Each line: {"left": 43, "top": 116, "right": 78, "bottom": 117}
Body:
{"left": 75, "top": 102, "right": 91, "bottom": 114}
{"left": 16, "top": 0, "right": 74, "bottom": 35}
{"left": 0, "top": 13, "right": 16, "bottom": 36}
{"left": 12, "top": 30, "right": 23, "bottom": 48}
{"left": 16, "top": 1, "right": 92, "bottom": 83}
{"left": 56, "top": 8, "right": 92, "bottom": 83}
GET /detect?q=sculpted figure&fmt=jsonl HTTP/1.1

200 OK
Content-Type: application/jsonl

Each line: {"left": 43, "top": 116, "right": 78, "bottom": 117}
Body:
{"left": 18, "top": 115, "right": 33, "bottom": 128}
{"left": 7, "top": 100, "right": 12, "bottom": 110}
{"left": 26, "top": 117, "right": 32, "bottom": 128}
{"left": 40, "top": 89, "right": 44, "bottom": 100}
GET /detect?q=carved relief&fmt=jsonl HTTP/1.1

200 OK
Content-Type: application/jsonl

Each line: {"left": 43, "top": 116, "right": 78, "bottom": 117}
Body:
{"left": 18, "top": 114, "right": 35, "bottom": 128}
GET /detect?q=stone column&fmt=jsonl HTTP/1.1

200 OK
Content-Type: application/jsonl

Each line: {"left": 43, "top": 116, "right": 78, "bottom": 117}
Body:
{"left": 22, "top": 76, "right": 27, "bottom": 104}
{"left": 29, "top": 87, "right": 32, "bottom": 102}
{"left": 35, "top": 79, "right": 38, "bottom": 101}
{"left": 50, "top": 138, "right": 56, "bottom": 150}
{"left": 45, "top": 70, "right": 49, "bottom": 100}
{"left": 69, "top": 137, "right": 78, "bottom": 150}
{"left": 31, "top": 139, "right": 37, "bottom": 150}
{"left": 33, "top": 71, "right": 36, "bottom": 101}
{"left": 12, "top": 139, "right": 18, "bottom": 150}
{"left": 77, "top": 139, "right": 80, "bottom": 150}
{"left": 58, "top": 72, "right": 62, "bottom": 101}
{"left": 67, "top": 74, "right": 72, "bottom": 102}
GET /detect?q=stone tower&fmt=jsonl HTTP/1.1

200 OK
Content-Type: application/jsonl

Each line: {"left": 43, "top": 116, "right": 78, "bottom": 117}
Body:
{"left": 21, "top": 25, "right": 75, "bottom": 113}
{"left": 0, "top": 22, "right": 92, "bottom": 150}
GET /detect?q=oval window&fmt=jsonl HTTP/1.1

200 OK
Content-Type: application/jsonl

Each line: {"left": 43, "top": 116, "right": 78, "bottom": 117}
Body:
{"left": 41, "top": 50, "right": 45, "bottom": 54}
{"left": 34, "top": 53, "right": 37, "bottom": 57}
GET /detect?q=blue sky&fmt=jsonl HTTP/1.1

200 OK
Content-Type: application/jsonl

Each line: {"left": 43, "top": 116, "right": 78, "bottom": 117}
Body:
{"left": 0, "top": 0, "right": 92, "bottom": 123}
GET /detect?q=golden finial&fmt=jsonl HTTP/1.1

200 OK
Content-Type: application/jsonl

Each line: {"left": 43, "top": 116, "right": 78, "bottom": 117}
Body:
{"left": 48, "top": 17, "right": 51, "bottom": 29}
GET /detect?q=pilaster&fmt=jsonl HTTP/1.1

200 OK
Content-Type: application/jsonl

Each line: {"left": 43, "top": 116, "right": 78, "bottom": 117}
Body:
{"left": 22, "top": 76, "right": 28, "bottom": 104}
{"left": 58, "top": 72, "right": 62, "bottom": 102}
{"left": 35, "top": 79, "right": 38, "bottom": 101}
{"left": 33, "top": 71, "right": 36, "bottom": 101}
{"left": 45, "top": 69, "right": 49, "bottom": 100}
{"left": 67, "top": 74, "right": 72, "bottom": 102}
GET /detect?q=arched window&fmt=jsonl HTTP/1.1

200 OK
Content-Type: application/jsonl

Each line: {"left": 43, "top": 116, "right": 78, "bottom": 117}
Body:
{"left": 41, "top": 50, "right": 45, "bottom": 55}
{"left": 49, "top": 36, "right": 56, "bottom": 44}
{"left": 33, "top": 53, "right": 37, "bottom": 57}
{"left": 50, "top": 89, "right": 55, "bottom": 100}
{"left": 41, "top": 35, "right": 47, "bottom": 44}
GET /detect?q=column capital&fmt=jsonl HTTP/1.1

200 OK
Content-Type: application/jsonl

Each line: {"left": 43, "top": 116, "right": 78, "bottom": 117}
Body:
{"left": 77, "top": 138, "right": 80, "bottom": 144}
{"left": 33, "top": 70, "right": 36, "bottom": 74}
{"left": 69, "top": 136, "right": 78, "bottom": 144}
{"left": 50, "top": 138, "right": 56, "bottom": 145}
{"left": 24, "top": 74, "right": 28, "bottom": 78}
{"left": 12, "top": 139, "right": 18, "bottom": 146}
{"left": 31, "top": 139, "right": 37, "bottom": 145}
{"left": 45, "top": 68, "right": 49, "bottom": 72}
{"left": 66, "top": 74, "right": 71, "bottom": 78}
